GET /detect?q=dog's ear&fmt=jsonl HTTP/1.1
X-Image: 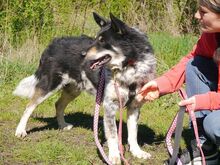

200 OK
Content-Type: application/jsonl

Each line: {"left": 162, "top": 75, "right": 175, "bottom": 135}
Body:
{"left": 93, "top": 12, "right": 108, "bottom": 27}
{"left": 109, "top": 13, "right": 128, "bottom": 35}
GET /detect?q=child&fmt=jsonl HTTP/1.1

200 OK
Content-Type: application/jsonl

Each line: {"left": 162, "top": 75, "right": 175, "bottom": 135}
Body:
{"left": 137, "top": 0, "right": 220, "bottom": 164}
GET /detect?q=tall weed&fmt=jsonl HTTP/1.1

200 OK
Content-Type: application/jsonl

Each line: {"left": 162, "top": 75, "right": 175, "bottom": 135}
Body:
{"left": 1, "top": 0, "right": 199, "bottom": 47}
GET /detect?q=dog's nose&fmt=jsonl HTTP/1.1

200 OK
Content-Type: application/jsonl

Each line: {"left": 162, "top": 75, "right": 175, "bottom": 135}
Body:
{"left": 81, "top": 51, "right": 87, "bottom": 57}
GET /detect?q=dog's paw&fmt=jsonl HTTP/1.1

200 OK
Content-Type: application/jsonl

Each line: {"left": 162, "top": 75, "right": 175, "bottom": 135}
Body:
{"left": 60, "top": 122, "right": 73, "bottom": 130}
{"left": 108, "top": 138, "right": 121, "bottom": 164}
{"left": 109, "top": 153, "right": 121, "bottom": 165}
{"left": 15, "top": 128, "right": 27, "bottom": 138}
{"left": 130, "top": 148, "right": 151, "bottom": 159}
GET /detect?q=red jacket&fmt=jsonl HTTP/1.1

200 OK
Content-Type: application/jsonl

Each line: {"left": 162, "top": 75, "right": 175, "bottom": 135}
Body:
{"left": 155, "top": 32, "right": 220, "bottom": 110}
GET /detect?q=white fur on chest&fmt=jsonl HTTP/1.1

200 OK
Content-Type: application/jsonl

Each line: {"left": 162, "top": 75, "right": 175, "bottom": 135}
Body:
{"left": 114, "top": 54, "right": 156, "bottom": 87}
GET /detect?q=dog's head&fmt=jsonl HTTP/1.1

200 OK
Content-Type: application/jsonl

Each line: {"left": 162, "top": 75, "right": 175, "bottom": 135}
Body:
{"left": 86, "top": 12, "right": 154, "bottom": 71}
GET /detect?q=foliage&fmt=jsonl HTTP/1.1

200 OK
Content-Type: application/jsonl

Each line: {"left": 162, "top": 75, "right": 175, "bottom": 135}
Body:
{"left": 0, "top": 0, "right": 199, "bottom": 47}
{"left": 0, "top": 0, "right": 54, "bottom": 45}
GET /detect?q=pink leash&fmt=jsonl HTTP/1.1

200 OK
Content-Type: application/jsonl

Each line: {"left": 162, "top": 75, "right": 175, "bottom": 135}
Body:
{"left": 114, "top": 82, "right": 130, "bottom": 165}
{"left": 93, "top": 68, "right": 113, "bottom": 165}
{"left": 179, "top": 89, "right": 205, "bottom": 165}
{"left": 166, "top": 88, "right": 206, "bottom": 165}
{"left": 165, "top": 104, "right": 183, "bottom": 165}
{"left": 93, "top": 68, "right": 130, "bottom": 165}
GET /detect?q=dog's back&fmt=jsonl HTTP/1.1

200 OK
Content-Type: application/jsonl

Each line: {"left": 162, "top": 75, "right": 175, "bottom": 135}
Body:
{"left": 13, "top": 35, "right": 99, "bottom": 137}
{"left": 14, "top": 35, "right": 98, "bottom": 98}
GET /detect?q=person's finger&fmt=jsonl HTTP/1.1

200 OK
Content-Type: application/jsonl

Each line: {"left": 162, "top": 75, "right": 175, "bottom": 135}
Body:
{"left": 178, "top": 98, "right": 194, "bottom": 106}
{"left": 138, "top": 83, "right": 152, "bottom": 94}
{"left": 138, "top": 81, "right": 158, "bottom": 93}
{"left": 150, "top": 92, "right": 159, "bottom": 99}
{"left": 179, "top": 97, "right": 196, "bottom": 111}
{"left": 144, "top": 92, "right": 158, "bottom": 101}
{"left": 145, "top": 95, "right": 154, "bottom": 101}
{"left": 179, "top": 100, "right": 190, "bottom": 106}
{"left": 136, "top": 94, "right": 144, "bottom": 102}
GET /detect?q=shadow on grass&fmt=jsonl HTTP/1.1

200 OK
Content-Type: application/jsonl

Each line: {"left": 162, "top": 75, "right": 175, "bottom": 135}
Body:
{"left": 28, "top": 112, "right": 197, "bottom": 164}
{"left": 29, "top": 112, "right": 165, "bottom": 146}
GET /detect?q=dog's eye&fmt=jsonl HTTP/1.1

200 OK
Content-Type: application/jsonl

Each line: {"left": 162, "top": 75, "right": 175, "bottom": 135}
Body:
{"left": 81, "top": 51, "right": 87, "bottom": 57}
{"left": 98, "top": 36, "right": 105, "bottom": 43}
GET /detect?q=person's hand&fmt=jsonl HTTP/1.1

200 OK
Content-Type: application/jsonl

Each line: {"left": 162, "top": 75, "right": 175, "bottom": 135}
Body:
{"left": 137, "top": 80, "right": 159, "bottom": 102}
{"left": 178, "top": 96, "right": 196, "bottom": 111}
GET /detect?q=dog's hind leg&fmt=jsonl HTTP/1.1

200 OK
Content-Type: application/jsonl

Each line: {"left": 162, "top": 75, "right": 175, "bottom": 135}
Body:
{"left": 103, "top": 98, "right": 121, "bottom": 165}
{"left": 55, "top": 84, "right": 80, "bottom": 130}
{"left": 15, "top": 88, "right": 54, "bottom": 138}
{"left": 127, "top": 104, "right": 151, "bottom": 160}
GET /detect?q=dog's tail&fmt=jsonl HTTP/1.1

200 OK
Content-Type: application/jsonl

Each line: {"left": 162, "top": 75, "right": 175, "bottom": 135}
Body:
{"left": 13, "top": 75, "right": 38, "bottom": 99}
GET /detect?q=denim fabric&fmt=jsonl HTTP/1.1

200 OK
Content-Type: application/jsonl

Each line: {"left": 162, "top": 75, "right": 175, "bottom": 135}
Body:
{"left": 185, "top": 56, "right": 220, "bottom": 145}
{"left": 203, "top": 111, "right": 220, "bottom": 146}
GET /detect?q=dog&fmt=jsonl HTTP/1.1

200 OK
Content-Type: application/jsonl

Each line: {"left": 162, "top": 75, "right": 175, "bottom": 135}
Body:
{"left": 13, "top": 12, "right": 156, "bottom": 164}
{"left": 85, "top": 13, "right": 156, "bottom": 164}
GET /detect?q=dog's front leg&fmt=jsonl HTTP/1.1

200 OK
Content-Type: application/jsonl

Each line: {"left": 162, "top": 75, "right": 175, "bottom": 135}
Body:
{"left": 127, "top": 106, "right": 151, "bottom": 160}
{"left": 103, "top": 98, "right": 121, "bottom": 165}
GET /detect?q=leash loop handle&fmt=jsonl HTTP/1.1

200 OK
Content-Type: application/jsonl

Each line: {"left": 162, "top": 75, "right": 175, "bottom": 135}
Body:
{"left": 166, "top": 88, "right": 206, "bottom": 165}
{"left": 178, "top": 88, "right": 206, "bottom": 165}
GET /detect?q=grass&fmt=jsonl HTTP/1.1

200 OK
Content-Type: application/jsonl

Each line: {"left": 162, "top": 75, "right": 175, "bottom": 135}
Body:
{"left": 0, "top": 32, "right": 197, "bottom": 165}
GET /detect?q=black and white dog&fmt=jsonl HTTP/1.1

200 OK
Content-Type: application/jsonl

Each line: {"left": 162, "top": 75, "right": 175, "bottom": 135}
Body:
{"left": 13, "top": 13, "right": 156, "bottom": 164}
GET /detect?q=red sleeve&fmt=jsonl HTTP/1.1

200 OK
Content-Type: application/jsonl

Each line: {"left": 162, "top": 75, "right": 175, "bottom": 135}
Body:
{"left": 155, "top": 33, "right": 220, "bottom": 110}
{"left": 155, "top": 33, "right": 216, "bottom": 95}
{"left": 155, "top": 46, "right": 195, "bottom": 95}
{"left": 195, "top": 92, "right": 220, "bottom": 110}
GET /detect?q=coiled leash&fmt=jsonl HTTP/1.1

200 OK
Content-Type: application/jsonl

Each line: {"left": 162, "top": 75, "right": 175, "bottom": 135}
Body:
{"left": 94, "top": 68, "right": 130, "bottom": 165}
{"left": 165, "top": 88, "right": 205, "bottom": 165}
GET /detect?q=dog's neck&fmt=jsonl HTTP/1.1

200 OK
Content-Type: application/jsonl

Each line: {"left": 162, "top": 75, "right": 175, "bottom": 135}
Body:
{"left": 122, "top": 59, "right": 136, "bottom": 68}
{"left": 127, "top": 59, "right": 136, "bottom": 66}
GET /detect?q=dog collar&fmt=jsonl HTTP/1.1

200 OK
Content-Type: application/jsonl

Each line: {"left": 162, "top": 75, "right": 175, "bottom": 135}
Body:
{"left": 127, "top": 59, "right": 135, "bottom": 66}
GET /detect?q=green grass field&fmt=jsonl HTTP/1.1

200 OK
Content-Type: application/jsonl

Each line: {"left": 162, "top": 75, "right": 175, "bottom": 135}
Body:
{"left": 0, "top": 33, "right": 197, "bottom": 165}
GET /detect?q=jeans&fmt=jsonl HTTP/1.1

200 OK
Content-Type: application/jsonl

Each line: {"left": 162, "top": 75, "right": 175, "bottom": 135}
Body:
{"left": 185, "top": 56, "right": 220, "bottom": 146}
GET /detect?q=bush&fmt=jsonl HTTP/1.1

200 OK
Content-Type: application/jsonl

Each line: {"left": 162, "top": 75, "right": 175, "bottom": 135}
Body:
{"left": 0, "top": 0, "right": 199, "bottom": 47}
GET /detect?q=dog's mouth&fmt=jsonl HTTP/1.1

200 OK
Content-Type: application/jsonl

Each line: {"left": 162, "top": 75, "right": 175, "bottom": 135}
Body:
{"left": 90, "top": 55, "right": 111, "bottom": 70}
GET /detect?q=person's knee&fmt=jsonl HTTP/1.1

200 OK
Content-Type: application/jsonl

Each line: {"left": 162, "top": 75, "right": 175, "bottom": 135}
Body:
{"left": 203, "top": 112, "right": 220, "bottom": 145}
